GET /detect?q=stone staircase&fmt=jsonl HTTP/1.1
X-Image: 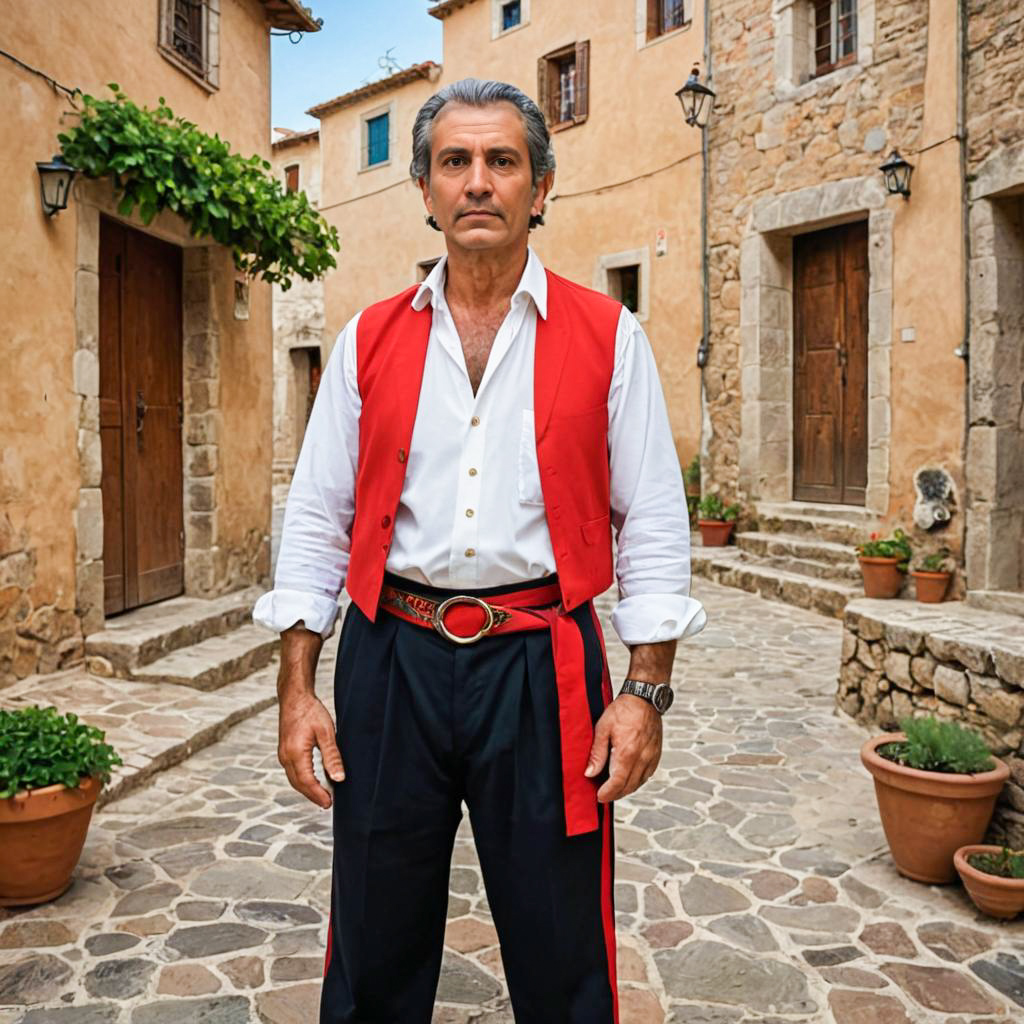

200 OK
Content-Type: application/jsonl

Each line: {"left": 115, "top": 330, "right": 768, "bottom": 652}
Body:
{"left": 84, "top": 584, "right": 278, "bottom": 689}
{"left": 692, "top": 501, "right": 878, "bottom": 619}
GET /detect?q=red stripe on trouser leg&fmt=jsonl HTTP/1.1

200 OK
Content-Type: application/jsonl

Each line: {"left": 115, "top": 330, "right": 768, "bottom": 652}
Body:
{"left": 323, "top": 907, "right": 333, "bottom": 978}
{"left": 600, "top": 801, "right": 619, "bottom": 1024}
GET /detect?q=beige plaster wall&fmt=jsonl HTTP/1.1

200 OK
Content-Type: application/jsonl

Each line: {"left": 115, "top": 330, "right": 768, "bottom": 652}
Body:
{"left": 316, "top": 0, "right": 706, "bottom": 461}
{"left": 1, "top": 0, "right": 275, "bottom": 680}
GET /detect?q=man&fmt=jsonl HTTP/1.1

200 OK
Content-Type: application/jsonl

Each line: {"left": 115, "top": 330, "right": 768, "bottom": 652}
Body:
{"left": 253, "top": 78, "right": 706, "bottom": 1024}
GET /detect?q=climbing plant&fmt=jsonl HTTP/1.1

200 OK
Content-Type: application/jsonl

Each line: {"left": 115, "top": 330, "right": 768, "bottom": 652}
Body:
{"left": 57, "top": 84, "right": 339, "bottom": 290}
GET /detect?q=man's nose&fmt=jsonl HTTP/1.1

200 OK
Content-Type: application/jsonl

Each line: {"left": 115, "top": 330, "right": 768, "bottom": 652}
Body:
{"left": 464, "top": 156, "right": 492, "bottom": 197}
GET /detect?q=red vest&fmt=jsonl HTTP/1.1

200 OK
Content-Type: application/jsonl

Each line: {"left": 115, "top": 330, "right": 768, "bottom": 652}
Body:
{"left": 345, "top": 268, "right": 621, "bottom": 620}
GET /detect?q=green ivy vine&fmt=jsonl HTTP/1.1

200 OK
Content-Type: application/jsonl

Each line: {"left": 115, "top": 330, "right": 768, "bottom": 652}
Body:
{"left": 57, "top": 84, "right": 339, "bottom": 290}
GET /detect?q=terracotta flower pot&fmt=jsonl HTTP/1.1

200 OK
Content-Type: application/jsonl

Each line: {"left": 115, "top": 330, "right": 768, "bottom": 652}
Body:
{"left": 954, "top": 845, "right": 1024, "bottom": 919}
{"left": 858, "top": 556, "right": 904, "bottom": 599}
{"left": 860, "top": 734, "right": 1008, "bottom": 884}
{"left": 0, "top": 774, "right": 102, "bottom": 906}
{"left": 698, "top": 519, "right": 734, "bottom": 547}
{"left": 912, "top": 570, "right": 951, "bottom": 604}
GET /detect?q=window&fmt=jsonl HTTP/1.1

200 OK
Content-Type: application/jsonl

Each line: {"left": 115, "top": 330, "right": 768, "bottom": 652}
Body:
{"left": 284, "top": 164, "right": 299, "bottom": 193}
{"left": 813, "top": 0, "right": 857, "bottom": 77}
{"left": 362, "top": 111, "right": 391, "bottom": 168}
{"left": 537, "top": 41, "right": 590, "bottom": 130}
{"left": 646, "top": 0, "right": 687, "bottom": 40}
{"left": 607, "top": 265, "right": 641, "bottom": 314}
{"left": 416, "top": 258, "right": 441, "bottom": 282}
{"left": 158, "top": 0, "right": 220, "bottom": 89}
{"left": 502, "top": 0, "right": 521, "bottom": 30}
{"left": 492, "top": 0, "right": 529, "bottom": 37}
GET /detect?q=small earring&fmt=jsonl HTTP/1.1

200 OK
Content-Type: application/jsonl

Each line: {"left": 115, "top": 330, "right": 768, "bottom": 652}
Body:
{"left": 425, "top": 214, "right": 441, "bottom": 231}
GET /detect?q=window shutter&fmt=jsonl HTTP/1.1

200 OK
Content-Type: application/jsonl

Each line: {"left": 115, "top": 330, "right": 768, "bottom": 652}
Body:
{"left": 573, "top": 40, "right": 590, "bottom": 123}
{"left": 537, "top": 56, "right": 551, "bottom": 123}
{"left": 646, "top": 0, "right": 659, "bottom": 40}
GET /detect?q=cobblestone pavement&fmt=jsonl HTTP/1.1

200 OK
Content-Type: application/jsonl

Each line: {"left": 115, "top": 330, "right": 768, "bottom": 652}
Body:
{"left": 3, "top": 580, "right": 1024, "bottom": 1022}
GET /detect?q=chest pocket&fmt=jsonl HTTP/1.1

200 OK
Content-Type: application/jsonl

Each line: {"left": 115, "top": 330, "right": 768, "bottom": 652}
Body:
{"left": 517, "top": 410, "right": 545, "bottom": 506}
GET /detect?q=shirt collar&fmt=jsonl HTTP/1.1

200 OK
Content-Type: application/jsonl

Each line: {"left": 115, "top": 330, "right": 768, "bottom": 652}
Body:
{"left": 411, "top": 245, "right": 548, "bottom": 320}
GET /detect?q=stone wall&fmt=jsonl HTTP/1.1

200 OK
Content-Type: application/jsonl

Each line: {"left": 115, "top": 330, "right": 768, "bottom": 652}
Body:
{"left": 839, "top": 598, "right": 1024, "bottom": 846}
{"left": 704, "top": 0, "right": 942, "bottom": 515}
{"left": 965, "top": 0, "right": 1022, "bottom": 177}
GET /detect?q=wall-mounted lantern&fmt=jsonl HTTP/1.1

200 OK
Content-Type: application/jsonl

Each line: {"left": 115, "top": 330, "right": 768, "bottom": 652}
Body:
{"left": 36, "top": 154, "right": 77, "bottom": 216}
{"left": 879, "top": 149, "right": 913, "bottom": 199}
{"left": 676, "top": 66, "right": 715, "bottom": 129}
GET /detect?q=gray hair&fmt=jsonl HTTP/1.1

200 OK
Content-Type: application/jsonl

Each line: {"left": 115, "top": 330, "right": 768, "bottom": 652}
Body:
{"left": 409, "top": 78, "right": 555, "bottom": 229}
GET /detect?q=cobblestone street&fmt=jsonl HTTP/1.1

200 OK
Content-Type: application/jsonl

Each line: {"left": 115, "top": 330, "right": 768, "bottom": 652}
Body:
{"left": 2, "top": 579, "right": 1024, "bottom": 1022}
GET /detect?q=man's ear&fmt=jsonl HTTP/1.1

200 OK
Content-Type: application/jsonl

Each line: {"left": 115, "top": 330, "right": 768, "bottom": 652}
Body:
{"left": 532, "top": 170, "right": 554, "bottom": 217}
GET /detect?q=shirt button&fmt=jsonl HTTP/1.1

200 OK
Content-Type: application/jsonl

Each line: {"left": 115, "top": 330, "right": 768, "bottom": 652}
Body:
{"left": 465, "top": 508, "right": 474, "bottom": 518}
{"left": 465, "top": 548, "right": 476, "bottom": 557}
{"left": 381, "top": 515, "right": 391, "bottom": 529}
{"left": 397, "top": 448, "right": 407, "bottom": 463}
{"left": 471, "top": 416, "right": 480, "bottom": 427}
{"left": 468, "top": 468, "right": 478, "bottom": 477}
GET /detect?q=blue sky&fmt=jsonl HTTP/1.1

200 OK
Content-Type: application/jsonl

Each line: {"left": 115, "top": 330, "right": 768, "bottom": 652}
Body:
{"left": 271, "top": 0, "right": 443, "bottom": 133}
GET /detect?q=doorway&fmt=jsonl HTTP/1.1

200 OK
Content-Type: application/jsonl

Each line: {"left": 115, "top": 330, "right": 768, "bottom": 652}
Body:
{"left": 98, "top": 215, "right": 185, "bottom": 615}
{"left": 792, "top": 220, "right": 869, "bottom": 505}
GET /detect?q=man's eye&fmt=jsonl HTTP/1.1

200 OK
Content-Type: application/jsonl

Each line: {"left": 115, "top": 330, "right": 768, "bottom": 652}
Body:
{"left": 494, "top": 158, "right": 511, "bottom": 167}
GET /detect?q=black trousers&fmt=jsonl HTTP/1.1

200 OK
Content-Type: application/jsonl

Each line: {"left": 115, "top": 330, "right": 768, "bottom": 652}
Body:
{"left": 319, "top": 573, "right": 619, "bottom": 1024}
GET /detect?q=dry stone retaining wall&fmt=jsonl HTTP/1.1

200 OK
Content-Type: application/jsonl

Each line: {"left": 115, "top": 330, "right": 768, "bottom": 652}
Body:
{"left": 839, "top": 597, "right": 1024, "bottom": 846}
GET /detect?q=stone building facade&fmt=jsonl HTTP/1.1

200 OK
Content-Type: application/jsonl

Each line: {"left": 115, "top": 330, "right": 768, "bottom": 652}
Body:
{"left": 270, "top": 128, "right": 325, "bottom": 504}
{"left": 0, "top": 0, "right": 319, "bottom": 687}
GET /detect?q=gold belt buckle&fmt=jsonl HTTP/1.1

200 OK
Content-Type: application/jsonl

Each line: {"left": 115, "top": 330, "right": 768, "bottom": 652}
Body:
{"left": 432, "top": 595, "right": 495, "bottom": 645}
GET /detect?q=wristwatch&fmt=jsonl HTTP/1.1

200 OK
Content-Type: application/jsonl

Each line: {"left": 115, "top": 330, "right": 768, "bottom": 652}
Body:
{"left": 619, "top": 678, "right": 674, "bottom": 714}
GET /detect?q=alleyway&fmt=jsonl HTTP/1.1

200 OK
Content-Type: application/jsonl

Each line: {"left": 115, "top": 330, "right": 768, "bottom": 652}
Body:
{"left": 2, "top": 580, "right": 1023, "bottom": 1022}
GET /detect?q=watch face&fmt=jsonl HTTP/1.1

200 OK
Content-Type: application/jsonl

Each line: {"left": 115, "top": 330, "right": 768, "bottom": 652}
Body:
{"left": 653, "top": 684, "right": 674, "bottom": 713}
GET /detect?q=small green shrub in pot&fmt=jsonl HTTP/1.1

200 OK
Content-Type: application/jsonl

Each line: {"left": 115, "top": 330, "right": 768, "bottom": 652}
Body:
{"left": 855, "top": 527, "right": 912, "bottom": 598}
{"left": 0, "top": 705, "right": 123, "bottom": 906}
{"left": 861, "top": 714, "right": 1009, "bottom": 884}
{"left": 696, "top": 494, "right": 740, "bottom": 522}
{"left": 876, "top": 715, "right": 995, "bottom": 775}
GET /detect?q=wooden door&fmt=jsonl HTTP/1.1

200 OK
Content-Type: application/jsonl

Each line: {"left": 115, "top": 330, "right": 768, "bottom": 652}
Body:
{"left": 793, "top": 220, "right": 868, "bottom": 505}
{"left": 99, "top": 216, "right": 184, "bottom": 615}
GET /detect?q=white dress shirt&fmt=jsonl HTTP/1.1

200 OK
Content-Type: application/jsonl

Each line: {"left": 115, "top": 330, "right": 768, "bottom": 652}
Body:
{"left": 253, "top": 247, "right": 706, "bottom": 647}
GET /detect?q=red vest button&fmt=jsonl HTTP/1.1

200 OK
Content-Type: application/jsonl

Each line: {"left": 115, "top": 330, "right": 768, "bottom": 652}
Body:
{"left": 381, "top": 515, "right": 391, "bottom": 529}
{"left": 397, "top": 448, "right": 407, "bottom": 463}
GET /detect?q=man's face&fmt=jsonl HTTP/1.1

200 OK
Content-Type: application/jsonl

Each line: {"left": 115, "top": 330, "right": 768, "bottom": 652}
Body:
{"left": 419, "top": 101, "right": 552, "bottom": 253}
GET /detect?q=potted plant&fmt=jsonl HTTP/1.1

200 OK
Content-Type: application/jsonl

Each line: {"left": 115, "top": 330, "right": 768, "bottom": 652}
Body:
{"left": 860, "top": 715, "right": 1008, "bottom": 884}
{"left": 911, "top": 547, "right": 954, "bottom": 604}
{"left": 0, "top": 704, "right": 122, "bottom": 906}
{"left": 855, "top": 527, "right": 912, "bottom": 599}
{"left": 954, "top": 845, "right": 1024, "bottom": 919}
{"left": 683, "top": 455, "right": 701, "bottom": 526}
{"left": 697, "top": 494, "right": 740, "bottom": 547}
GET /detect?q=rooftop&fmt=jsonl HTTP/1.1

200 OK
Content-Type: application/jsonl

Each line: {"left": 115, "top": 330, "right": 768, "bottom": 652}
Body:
{"left": 259, "top": 0, "right": 320, "bottom": 32}
{"left": 306, "top": 61, "right": 441, "bottom": 117}
{"left": 427, "top": 0, "right": 480, "bottom": 19}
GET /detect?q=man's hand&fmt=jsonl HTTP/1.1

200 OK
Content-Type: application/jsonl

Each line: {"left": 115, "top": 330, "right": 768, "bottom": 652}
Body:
{"left": 583, "top": 637, "right": 676, "bottom": 802}
{"left": 276, "top": 622, "right": 345, "bottom": 809}
{"left": 584, "top": 695, "right": 663, "bottom": 802}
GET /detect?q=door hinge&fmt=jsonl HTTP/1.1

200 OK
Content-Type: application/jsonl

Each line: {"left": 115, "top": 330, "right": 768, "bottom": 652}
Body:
{"left": 177, "top": 396, "right": 184, "bottom": 427}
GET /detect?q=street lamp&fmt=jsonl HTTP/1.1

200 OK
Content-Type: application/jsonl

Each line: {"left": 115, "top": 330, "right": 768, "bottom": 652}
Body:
{"left": 36, "top": 154, "right": 77, "bottom": 216}
{"left": 879, "top": 149, "right": 913, "bottom": 199}
{"left": 675, "top": 66, "right": 715, "bottom": 129}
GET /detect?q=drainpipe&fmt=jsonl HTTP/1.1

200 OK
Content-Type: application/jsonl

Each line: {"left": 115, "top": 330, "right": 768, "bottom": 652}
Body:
{"left": 696, "top": 0, "right": 713, "bottom": 483}
{"left": 955, "top": 0, "right": 970, "bottom": 364}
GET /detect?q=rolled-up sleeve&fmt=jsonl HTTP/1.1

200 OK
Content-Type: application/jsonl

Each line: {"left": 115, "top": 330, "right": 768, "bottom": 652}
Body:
{"left": 607, "top": 308, "right": 707, "bottom": 646}
{"left": 251, "top": 312, "right": 362, "bottom": 638}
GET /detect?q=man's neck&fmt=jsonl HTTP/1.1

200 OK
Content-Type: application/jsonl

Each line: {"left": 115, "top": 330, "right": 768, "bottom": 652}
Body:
{"left": 444, "top": 243, "right": 529, "bottom": 313}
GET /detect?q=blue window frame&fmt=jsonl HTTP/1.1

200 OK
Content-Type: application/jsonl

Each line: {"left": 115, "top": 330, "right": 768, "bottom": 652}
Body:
{"left": 501, "top": 0, "right": 521, "bottom": 31}
{"left": 366, "top": 113, "right": 389, "bottom": 166}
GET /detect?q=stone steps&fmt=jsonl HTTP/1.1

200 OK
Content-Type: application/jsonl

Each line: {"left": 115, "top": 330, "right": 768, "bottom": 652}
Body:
{"left": 736, "top": 531, "right": 861, "bottom": 582}
{"left": 692, "top": 546, "right": 861, "bottom": 619}
{"left": 130, "top": 624, "right": 279, "bottom": 691}
{"left": 755, "top": 502, "right": 879, "bottom": 548}
{"left": 968, "top": 590, "right": 1024, "bottom": 618}
{"left": 85, "top": 585, "right": 265, "bottom": 677}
